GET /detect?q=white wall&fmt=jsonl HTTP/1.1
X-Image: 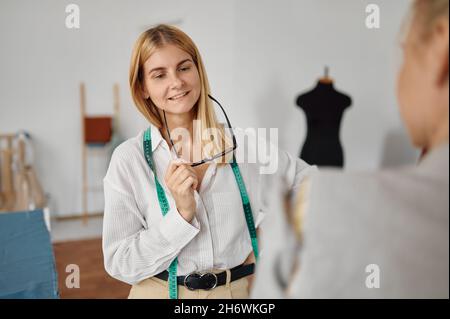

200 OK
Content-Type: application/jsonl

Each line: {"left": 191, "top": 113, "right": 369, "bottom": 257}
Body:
{"left": 0, "top": 0, "right": 417, "bottom": 217}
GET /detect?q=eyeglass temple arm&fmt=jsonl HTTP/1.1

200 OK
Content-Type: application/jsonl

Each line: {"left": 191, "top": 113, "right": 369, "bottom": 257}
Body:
{"left": 208, "top": 94, "right": 237, "bottom": 147}
{"left": 163, "top": 110, "right": 177, "bottom": 149}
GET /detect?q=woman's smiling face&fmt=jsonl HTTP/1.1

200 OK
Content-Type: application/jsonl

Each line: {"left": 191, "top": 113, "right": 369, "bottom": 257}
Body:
{"left": 142, "top": 44, "right": 201, "bottom": 116}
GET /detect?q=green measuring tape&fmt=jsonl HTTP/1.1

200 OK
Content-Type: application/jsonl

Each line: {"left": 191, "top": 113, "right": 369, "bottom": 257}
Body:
{"left": 143, "top": 127, "right": 258, "bottom": 299}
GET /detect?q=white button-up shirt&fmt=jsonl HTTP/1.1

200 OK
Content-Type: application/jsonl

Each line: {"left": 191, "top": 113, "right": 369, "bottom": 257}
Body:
{"left": 102, "top": 124, "right": 315, "bottom": 285}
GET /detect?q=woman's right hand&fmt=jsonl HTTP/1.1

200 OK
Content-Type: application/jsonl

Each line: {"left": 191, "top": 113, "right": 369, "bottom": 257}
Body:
{"left": 164, "top": 160, "right": 199, "bottom": 223}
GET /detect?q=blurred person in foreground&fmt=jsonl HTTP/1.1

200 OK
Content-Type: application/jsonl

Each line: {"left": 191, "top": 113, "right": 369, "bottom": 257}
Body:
{"left": 252, "top": 0, "right": 449, "bottom": 298}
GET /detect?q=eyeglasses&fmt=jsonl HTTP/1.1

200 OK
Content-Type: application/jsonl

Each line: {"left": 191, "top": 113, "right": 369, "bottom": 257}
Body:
{"left": 163, "top": 94, "right": 237, "bottom": 167}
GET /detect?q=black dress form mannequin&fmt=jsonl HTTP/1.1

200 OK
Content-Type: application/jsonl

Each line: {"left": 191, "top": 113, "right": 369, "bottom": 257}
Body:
{"left": 296, "top": 75, "right": 352, "bottom": 167}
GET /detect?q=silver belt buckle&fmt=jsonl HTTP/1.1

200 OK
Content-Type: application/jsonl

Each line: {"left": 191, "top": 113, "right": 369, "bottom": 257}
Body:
{"left": 183, "top": 272, "right": 218, "bottom": 291}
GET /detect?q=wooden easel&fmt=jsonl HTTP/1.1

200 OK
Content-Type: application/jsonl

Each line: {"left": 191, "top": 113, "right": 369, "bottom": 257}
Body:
{"left": 80, "top": 83, "right": 120, "bottom": 225}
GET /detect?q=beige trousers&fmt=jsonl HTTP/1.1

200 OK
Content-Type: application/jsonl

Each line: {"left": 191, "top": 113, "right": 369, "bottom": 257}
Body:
{"left": 128, "top": 269, "right": 250, "bottom": 299}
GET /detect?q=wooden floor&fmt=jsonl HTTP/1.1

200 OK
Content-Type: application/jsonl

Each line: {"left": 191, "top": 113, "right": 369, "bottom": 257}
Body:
{"left": 53, "top": 238, "right": 130, "bottom": 299}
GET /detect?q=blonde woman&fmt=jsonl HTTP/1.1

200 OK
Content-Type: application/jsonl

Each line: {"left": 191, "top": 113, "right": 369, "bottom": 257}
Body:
{"left": 259, "top": 0, "right": 448, "bottom": 298}
{"left": 102, "top": 24, "right": 315, "bottom": 299}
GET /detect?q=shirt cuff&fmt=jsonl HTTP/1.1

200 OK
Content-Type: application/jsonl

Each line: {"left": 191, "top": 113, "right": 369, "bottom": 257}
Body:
{"left": 159, "top": 208, "right": 200, "bottom": 248}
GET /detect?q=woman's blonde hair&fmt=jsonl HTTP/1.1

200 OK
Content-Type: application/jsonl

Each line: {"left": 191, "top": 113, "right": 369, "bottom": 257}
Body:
{"left": 129, "top": 24, "right": 231, "bottom": 162}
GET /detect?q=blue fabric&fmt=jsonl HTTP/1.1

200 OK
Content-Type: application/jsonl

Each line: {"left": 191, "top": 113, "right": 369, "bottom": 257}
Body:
{"left": 0, "top": 210, "right": 59, "bottom": 299}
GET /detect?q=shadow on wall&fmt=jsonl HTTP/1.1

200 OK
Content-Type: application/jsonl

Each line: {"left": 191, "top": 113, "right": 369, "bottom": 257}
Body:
{"left": 380, "top": 128, "right": 419, "bottom": 168}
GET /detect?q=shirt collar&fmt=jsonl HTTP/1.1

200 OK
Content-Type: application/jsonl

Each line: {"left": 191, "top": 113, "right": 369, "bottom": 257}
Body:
{"left": 148, "top": 124, "right": 179, "bottom": 161}
{"left": 150, "top": 124, "right": 165, "bottom": 152}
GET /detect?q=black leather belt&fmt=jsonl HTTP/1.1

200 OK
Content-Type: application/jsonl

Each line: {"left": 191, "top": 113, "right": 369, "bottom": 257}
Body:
{"left": 154, "top": 263, "right": 255, "bottom": 291}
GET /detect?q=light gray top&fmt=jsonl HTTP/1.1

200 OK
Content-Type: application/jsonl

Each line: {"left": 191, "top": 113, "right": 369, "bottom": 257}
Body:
{"left": 253, "top": 144, "right": 449, "bottom": 299}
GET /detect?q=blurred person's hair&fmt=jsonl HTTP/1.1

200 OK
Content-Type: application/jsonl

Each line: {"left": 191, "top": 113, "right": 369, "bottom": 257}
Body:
{"left": 413, "top": 0, "right": 449, "bottom": 42}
